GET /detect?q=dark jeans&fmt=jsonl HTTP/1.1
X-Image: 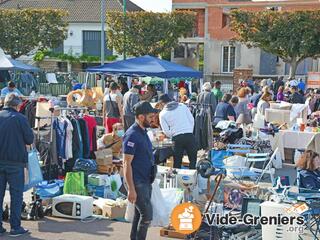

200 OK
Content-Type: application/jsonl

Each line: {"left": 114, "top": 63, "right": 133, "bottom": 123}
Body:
{"left": 172, "top": 133, "right": 197, "bottom": 169}
{"left": 130, "top": 183, "right": 152, "bottom": 240}
{"left": 0, "top": 165, "right": 24, "bottom": 230}
{"left": 124, "top": 115, "right": 135, "bottom": 131}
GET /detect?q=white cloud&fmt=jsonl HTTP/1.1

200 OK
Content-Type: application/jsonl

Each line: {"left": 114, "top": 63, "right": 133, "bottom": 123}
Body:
{"left": 130, "top": 0, "right": 172, "bottom": 12}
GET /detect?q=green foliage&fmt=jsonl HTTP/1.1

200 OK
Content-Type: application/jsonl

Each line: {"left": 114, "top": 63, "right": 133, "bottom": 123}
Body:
{"left": 107, "top": 10, "right": 196, "bottom": 57}
{"left": 230, "top": 10, "right": 320, "bottom": 78}
{"left": 0, "top": 9, "right": 68, "bottom": 58}
{"left": 33, "top": 50, "right": 117, "bottom": 63}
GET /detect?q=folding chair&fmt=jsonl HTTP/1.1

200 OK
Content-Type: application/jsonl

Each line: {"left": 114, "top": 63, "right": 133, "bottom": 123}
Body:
{"left": 226, "top": 148, "right": 278, "bottom": 184}
{"left": 226, "top": 144, "right": 252, "bottom": 155}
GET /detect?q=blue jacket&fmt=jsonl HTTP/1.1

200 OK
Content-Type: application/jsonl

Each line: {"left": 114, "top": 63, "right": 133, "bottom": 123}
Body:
{"left": 0, "top": 108, "right": 34, "bottom": 167}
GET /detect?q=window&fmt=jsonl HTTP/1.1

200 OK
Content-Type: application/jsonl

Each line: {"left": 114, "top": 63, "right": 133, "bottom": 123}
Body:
{"left": 83, "top": 31, "right": 112, "bottom": 56}
{"left": 52, "top": 42, "right": 64, "bottom": 54}
{"left": 174, "top": 45, "right": 185, "bottom": 58}
{"left": 222, "top": 46, "right": 236, "bottom": 73}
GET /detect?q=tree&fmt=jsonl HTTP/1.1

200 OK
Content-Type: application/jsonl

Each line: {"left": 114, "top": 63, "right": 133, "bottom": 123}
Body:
{"left": 0, "top": 9, "right": 68, "bottom": 58}
{"left": 106, "top": 11, "right": 196, "bottom": 58}
{"left": 230, "top": 10, "right": 320, "bottom": 79}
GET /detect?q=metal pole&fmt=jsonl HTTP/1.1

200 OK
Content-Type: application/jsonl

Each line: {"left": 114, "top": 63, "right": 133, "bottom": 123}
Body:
{"left": 101, "top": 0, "right": 106, "bottom": 90}
{"left": 101, "top": 0, "right": 106, "bottom": 66}
{"left": 123, "top": 0, "right": 127, "bottom": 60}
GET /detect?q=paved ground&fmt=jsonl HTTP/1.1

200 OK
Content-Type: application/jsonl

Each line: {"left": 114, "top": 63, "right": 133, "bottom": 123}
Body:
{"left": 1, "top": 217, "right": 167, "bottom": 240}
{"left": 1, "top": 163, "right": 311, "bottom": 240}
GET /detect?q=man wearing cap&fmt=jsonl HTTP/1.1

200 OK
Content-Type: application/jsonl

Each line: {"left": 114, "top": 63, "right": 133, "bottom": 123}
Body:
{"left": 0, "top": 93, "right": 34, "bottom": 237}
{"left": 159, "top": 94, "right": 197, "bottom": 169}
{"left": 71, "top": 80, "right": 83, "bottom": 91}
{"left": 0, "top": 81, "right": 23, "bottom": 98}
{"left": 123, "top": 101, "right": 158, "bottom": 240}
{"left": 122, "top": 85, "right": 140, "bottom": 131}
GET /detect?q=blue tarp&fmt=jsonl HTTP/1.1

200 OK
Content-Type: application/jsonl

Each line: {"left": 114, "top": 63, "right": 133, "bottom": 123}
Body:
{"left": 9, "top": 59, "right": 40, "bottom": 72}
{"left": 86, "top": 55, "right": 202, "bottom": 78}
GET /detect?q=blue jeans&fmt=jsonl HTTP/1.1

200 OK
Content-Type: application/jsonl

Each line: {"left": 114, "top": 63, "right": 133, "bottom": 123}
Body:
{"left": 130, "top": 183, "right": 153, "bottom": 240}
{"left": 0, "top": 166, "right": 24, "bottom": 230}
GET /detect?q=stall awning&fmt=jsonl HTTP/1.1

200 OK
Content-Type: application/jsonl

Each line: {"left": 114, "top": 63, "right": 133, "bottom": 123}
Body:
{"left": 86, "top": 55, "right": 202, "bottom": 79}
{"left": 0, "top": 49, "right": 39, "bottom": 72}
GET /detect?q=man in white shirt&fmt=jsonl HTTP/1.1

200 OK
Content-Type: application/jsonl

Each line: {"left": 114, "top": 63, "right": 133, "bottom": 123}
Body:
{"left": 159, "top": 94, "right": 197, "bottom": 169}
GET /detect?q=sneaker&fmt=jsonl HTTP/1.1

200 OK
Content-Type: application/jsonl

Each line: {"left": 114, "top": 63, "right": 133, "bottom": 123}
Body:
{"left": 9, "top": 227, "right": 29, "bottom": 237}
{"left": 0, "top": 227, "right": 6, "bottom": 235}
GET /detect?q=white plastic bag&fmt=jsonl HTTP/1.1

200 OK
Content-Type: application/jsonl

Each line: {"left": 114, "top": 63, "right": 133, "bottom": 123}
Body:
{"left": 223, "top": 155, "right": 248, "bottom": 176}
{"left": 125, "top": 201, "right": 135, "bottom": 223}
{"left": 151, "top": 181, "right": 169, "bottom": 226}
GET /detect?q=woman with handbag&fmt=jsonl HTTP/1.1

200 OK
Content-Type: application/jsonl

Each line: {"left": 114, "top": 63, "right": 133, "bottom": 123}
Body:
{"left": 103, "top": 82, "right": 123, "bottom": 133}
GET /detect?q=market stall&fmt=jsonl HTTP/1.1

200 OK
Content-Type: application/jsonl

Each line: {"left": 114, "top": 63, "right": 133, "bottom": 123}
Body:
{"left": 86, "top": 55, "right": 203, "bottom": 94}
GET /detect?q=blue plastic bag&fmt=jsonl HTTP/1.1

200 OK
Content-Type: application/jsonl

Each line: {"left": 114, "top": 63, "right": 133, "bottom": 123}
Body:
{"left": 24, "top": 149, "right": 43, "bottom": 192}
{"left": 35, "top": 180, "right": 64, "bottom": 198}
{"left": 211, "top": 149, "right": 233, "bottom": 168}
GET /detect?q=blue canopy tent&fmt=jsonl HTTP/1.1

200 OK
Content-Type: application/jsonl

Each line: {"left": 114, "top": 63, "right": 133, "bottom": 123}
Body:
{"left": 86, "top": 55, "right": 202, "bottom": 93}
{"left": 86, "top": 55, "right": 202, "bottom": 78}
{"left": 9, "top": 59, "right": 40, "bottom": 72}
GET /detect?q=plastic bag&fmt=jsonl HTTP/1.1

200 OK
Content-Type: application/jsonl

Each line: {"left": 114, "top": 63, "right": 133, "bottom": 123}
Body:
{"left": 24, "top": 149, "right": 43, "bottom": 192}
{"left": 73, "top": 158, "right": 97, "bottom": 175}
{"left": 211, "top": 150, "right": 232, "bottom": 168}
{"left": 151, "top": 181, "right": 169, "bottom": 227}
{"left": 35, "top": 180, "right": 64, "bottom": 198}
{"left": 63, "top": 172, "right": 87, "bottom": 195}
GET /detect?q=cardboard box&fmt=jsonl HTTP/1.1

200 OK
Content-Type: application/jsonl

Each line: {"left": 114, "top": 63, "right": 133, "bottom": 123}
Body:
{"left": 95, "top": 148, "right": 113, "bottom": 166}
{"left": 102, "top": 204, "right": 126, "bottom": 219}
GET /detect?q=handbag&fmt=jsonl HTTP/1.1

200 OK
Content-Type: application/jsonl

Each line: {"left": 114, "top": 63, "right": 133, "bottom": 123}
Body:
{"left": 24, "top": 147, "right": 43, "bottom": 192}
{"left": 109, "top": 95, "right": 120, "bottom": 118}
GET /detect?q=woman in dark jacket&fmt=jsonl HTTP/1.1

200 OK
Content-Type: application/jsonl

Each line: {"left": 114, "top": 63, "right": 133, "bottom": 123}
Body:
{"left": 296, "top": 150, "right": 320, "bottom": 191}
{"left": 213, "top": 93, "right": 236, "bottom": 125}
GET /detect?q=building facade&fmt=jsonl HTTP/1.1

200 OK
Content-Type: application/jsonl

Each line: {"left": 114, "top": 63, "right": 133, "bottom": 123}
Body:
{"left": 172, "top": 0, "right": 320, "bottom": 81}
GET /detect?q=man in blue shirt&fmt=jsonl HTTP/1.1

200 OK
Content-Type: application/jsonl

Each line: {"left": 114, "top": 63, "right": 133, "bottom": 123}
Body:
{"left": 0, "top": 93, "right": 34, "bottom": 237}
{"left": 123, "top": 101, "right": 158, "bottom": 240}
{"left": 71, "top": 80, "right": 83, "bottom": 91}
{"left": 0, "top": 81, "right": 23, "bottom": 98}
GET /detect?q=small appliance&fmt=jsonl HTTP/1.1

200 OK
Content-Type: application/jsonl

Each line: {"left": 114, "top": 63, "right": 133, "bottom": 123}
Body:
{"left": 52, "top": 194, "right": 93, "bottom": 219}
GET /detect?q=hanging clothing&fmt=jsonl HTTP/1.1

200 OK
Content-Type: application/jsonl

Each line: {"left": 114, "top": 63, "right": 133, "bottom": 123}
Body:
{"left": 64, "top": 118, "right": 74, "bottom": 160}
{"left": 70, "top": 118, "right": 83, "bottom": 161}
{"left": 83, "top": 115, "right": 97, "bottom": 151}
{"left": 53, "top": 118, "right": 68, "bottom": 167}
{"left": 78, "top": 118, "right": 90, "bottom": 159}
{"left": 194, "top": 106, "right": 212, "bottom": 150}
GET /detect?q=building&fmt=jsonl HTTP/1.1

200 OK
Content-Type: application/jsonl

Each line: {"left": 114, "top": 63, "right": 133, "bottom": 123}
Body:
{"left": 0, "top": 0, "right": 142, "bottom": 57}
{"left": 172, "top": 0, "right": 320, "bottom": 82}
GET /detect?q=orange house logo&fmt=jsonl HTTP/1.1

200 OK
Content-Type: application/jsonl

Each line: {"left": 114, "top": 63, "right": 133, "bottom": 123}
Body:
{"left": 171, "top": 203, "right": 202, "bottom": 234}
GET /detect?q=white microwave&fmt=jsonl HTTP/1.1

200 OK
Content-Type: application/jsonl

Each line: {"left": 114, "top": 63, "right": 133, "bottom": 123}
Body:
{"left": 52, "top": 194, "right": 93, "bottom": 220}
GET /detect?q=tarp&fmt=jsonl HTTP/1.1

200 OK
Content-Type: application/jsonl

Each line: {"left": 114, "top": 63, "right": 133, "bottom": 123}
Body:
{"left": 86, "top": 55, "right": 202, "bottom": 78}
{"left": 0, "top": 49, "right": 39, "bottom": 72}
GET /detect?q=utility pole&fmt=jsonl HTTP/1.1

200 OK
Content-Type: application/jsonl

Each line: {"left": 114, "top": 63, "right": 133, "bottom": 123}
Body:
{"left": 101, "top": 0, "right": 106, "bottom": 66}
{"left": 123, "top": 0, "right": 127, "bottom": 60}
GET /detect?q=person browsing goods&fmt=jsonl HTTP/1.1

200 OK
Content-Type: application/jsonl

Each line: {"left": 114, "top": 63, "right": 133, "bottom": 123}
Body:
{"left": 159, "top": 94, "right": 197, "bottom": 169}
{"left": 0, "top": 81, "right": 23, "bottom": 98}
{"left": 123, "top": 101, "right": 159, "bottom": 240}
{"left": 0, "top": 93, "right": 34, "bottom": 237}
{"left": 97, "top": 123, "right": 124, "bottom": 159}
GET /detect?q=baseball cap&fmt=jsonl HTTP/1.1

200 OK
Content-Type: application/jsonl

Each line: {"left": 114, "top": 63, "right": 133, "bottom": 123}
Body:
{"left": 158, "top": 94, "right": 172, "bottom": 103}
{"left": 134, "top": 101, "right": 159, "bottom": 116}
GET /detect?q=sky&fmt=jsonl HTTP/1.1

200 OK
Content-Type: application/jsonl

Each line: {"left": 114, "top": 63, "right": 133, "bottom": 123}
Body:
{"left": 130, "top": 0, "right": 172, "bottom": 12}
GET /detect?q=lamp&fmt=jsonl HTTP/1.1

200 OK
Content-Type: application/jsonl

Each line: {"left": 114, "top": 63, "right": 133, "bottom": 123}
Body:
{"left": 69, "top": 30, "right": 73, "bottom": 37}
